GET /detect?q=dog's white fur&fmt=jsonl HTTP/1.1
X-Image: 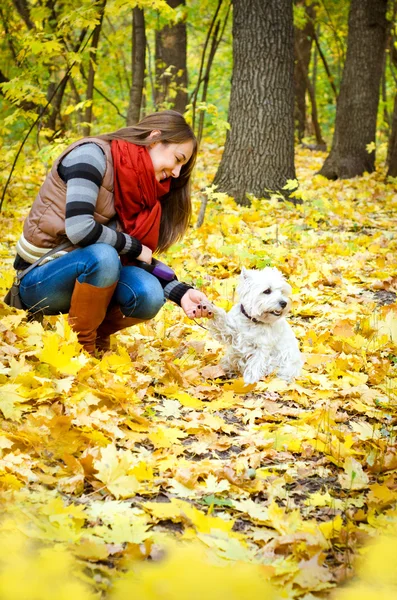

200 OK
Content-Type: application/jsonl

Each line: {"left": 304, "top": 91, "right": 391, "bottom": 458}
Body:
{"left": 209, "top": 267, "right": 303, "bottom": 384}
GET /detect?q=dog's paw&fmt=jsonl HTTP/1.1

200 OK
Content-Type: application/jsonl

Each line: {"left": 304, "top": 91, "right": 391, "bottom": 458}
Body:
{"left": 277, "top": 364, "right": 302, "bottom": 383}
{"left": 243, "top": 363, "right": 269, "bottom": 384}
{"left": 243, "top": 372, "right": 259, "bottom": 385}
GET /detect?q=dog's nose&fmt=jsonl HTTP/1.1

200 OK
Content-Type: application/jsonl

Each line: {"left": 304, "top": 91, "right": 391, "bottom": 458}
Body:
{"left": 279, "top": 300, "right": 287, "bottom": 309}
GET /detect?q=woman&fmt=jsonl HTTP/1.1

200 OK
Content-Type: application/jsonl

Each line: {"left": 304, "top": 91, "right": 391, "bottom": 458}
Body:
{"left": 14, "top": 110, "right": 212, "bottom": 354}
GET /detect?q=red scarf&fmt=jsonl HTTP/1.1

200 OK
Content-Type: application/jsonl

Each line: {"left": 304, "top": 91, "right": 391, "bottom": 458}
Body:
{"left": 111, "top": 140, "right": 171, "bottom": 252}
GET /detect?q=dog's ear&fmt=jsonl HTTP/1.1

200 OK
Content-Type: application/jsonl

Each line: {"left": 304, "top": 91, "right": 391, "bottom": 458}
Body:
{"left": 241, "top": 267, "right": 250, "bottom": 280}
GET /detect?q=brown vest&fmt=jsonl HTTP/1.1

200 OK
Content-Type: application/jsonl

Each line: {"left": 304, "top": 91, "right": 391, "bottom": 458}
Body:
{"left": 22, "top": 137, "right": 115, "bottom": 249}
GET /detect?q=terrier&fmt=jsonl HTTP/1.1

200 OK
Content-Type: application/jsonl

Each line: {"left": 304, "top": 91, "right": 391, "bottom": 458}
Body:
{"left": 209, "top": 267, "right": 303, "bottom": 384}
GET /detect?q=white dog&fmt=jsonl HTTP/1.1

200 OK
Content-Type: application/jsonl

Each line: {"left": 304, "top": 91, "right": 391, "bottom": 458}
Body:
{"left": 208, "top": 267, "right": 303, "bottom": 384}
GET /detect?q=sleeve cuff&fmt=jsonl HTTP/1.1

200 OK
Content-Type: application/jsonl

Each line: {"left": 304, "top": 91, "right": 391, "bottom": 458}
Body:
{"left": 163, "top": 280, "right": 193, "bottom": 306}
{"left": 125, "top": 236, "right": 143, "bottom": 259}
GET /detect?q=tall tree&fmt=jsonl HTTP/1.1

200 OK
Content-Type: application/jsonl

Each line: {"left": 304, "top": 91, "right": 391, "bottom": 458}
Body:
{"left": 387, "top": 35, "right": 397, "bottom": 177}
{"left": 294, "top": 0, "right": 316, "bottom": 142}
{"left": 127, "top": 7, "right": 146, "bottom": 125}
{"left": 213, "top": 0, "right": 296, "bottom": 204}
{"left": 190, "top": 0, "right": 231, "bottom": 145}
{"left": 83, "top": 0, "right": 107, "bottom": 136}
{"left": 388, "top": 93, "right": 397, "bottom": 177}
{"left": 319, "top": 0, "right": 388, "bottom": 179}
{"left": 155, "top": 0, "right": 187, "bottom": 114}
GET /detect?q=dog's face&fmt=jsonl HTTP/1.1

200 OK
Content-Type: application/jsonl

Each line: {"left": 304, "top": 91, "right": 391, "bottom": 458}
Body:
{"left": 238, "top": 267, "right": 292, "bottom": 324}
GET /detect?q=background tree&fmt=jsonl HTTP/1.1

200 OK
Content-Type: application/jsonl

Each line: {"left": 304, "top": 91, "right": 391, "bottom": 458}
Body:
{"left": 189, "top": 0, "right": 231, "bottom": 145}
{"left": 127, "top": 7, "right": 146, "bottom": 125}
{"left": 319, "top": 0, "right": 388, "bottom": 179}
{"left": 294, "top": 0, "right": 316, "bottom": 142}
{"left": 155, "top": 0, "right": 187, "bottom": 114}
{"left": 214, "top": 0, "right": 296, "bottom": 204}
{"left": 83, "top": 0, "right": 107, "bottom": 135}
{"left": 386, "top": 3, "right": 397, "bottom": 177}
{"left": 388, "top": 92, "right": 397, "bottom": 177}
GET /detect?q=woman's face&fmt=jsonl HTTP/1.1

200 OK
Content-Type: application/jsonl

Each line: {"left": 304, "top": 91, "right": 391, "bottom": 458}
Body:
{"left": 147, "top": 133, "right": 194, "bottom": 182}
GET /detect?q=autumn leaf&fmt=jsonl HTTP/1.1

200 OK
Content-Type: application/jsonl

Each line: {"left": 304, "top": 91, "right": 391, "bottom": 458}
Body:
{"left": 93, "top": 444, "right": 140, "bottom": 499}
{"left": 0, "top": 384, "right": 31, "bottom": 421}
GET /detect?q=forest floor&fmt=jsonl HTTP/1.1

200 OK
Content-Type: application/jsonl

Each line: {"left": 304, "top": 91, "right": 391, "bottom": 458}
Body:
{"left": 0, "top": 145, "right": 396, "bottom": 599}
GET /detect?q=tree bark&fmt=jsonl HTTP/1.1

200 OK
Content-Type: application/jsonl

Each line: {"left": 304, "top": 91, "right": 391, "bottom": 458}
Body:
{"left": 155, "top": 0, "right": 188, "bottom": 114}
{"left": 213, "top": 0, "right": 296, "bottom": 204}
{"left": 127, "top": 7, "right": 146, "bottom": 125}
{"left": 319, "top": 0, "right": 388, "bottom": 180}
{"left": 294, "top": 1, "right": 315, "bottom": 142}
{"left": 295, "top": 38, "right": 326, "bottom": 147}
{"left": 83, "top": 0, "right": 107, "bottom": 136}
{"left": 197, "top": 20, "right": 221, "bottom": 145}
{"left": 387, "top": 37, "right": 397, "bottom": 177}
{"left": 387, "top": 92, "right": 397, "bottom": 177}
{"left": 11, "top": 0, "right": 33, "bottom": 30}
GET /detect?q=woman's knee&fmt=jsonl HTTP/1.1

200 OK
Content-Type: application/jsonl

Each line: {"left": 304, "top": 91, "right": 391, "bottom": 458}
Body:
{"left": 116, "top": 268, "right": 165, "bottom": 319}
{"left": 79, "top": 244, "right": 121, "bottom": 287}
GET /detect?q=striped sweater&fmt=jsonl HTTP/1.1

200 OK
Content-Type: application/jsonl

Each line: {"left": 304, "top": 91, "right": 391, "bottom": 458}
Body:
{"left": 60, "top": 143, "right": 142, "bottom": 257}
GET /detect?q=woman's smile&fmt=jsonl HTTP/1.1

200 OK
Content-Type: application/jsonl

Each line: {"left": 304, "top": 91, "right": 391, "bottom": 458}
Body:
{"left": 147, "top": 138, "right": 194, "bottom": 182}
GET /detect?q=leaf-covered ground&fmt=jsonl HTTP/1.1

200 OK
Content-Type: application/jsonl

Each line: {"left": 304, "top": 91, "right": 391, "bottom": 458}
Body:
{"left": 0, "top": 147, "right": 396, "bottom": 599}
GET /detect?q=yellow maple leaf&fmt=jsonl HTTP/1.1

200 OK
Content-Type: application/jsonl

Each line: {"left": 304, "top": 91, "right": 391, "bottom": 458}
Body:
{"left": 318, "top": 515, "right": 343, "bottom": 540}
{"left": 206, "top": 390, "right": 239, "bottom": 411}
{"left": 171, "top": 391, "right": 205, "bottom": 409}
{"left": 38, "top": 331, "right": 85, "bottom": 375}
{"left": 367, "top": 483, "right": 397, "bottom": 507}
{"left": 148, "top": 427, "right": 187, "bottom": 448}
{"left": 144, "top": 498, "right": 186, "bottom": 522}
{"left": 74, "top": 538, "right": 109, "bottom": 561}
{"left": 0, "top": 383, "right": 31, "bottom": 421}
{"left": 94, "top": 444, "right": 139, "bottom": 499}
{"left": 293, "top": 553, "right": 333, "bottom": 591}
{"left": 339, "top": 457, "right": 369, "bottom": 490}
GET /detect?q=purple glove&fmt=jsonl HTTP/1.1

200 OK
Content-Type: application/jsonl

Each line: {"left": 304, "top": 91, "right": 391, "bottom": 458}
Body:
{"left": 135, "top": 258, "right": 175, "bottom": 281}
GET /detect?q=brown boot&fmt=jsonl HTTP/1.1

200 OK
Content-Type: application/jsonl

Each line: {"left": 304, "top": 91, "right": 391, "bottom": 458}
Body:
{"left": 68, "top": 280, "right": 117, "bottom": 354}
{"left": 96, "top": 305, "right": 143, "bottom": 352}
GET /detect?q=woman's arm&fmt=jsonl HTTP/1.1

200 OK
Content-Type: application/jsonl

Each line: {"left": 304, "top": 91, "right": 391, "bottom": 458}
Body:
{"left": 61, "top": 143, "right": 142, "bottom": 259}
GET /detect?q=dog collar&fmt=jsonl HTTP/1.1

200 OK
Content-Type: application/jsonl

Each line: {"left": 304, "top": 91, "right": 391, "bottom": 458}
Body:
{"left": 240, "top": 304, "right": 260, "bottom": 324}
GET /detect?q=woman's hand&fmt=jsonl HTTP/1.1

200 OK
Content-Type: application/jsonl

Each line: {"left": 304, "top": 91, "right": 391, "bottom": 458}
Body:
{"left": 181, "top": 289, "right": 213, "bottom": 319}
{"left": 137, "top": 245, "right": 152, "bottom": 264}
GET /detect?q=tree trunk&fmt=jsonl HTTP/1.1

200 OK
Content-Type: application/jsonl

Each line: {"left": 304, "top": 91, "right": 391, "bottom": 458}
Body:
{"left": 294, "top": 1, "right": 315, "bottom": 142}
{"left": 46, "top": 76, "right": 69, "bottom": 133}
{"left": 386, "top": 15, "right": 397, "bottom": 175}
{"left": 213, "top": 0, "right": 296, "bottom": 204}
{"left": 83, "top": 0, "right": 107, "bottom": 136}
{"left": 190, "top": 0, "right": 223, "bottom": 132}
{"left": 155, "top": 0, "right": 187, "bottom": 114}
{"left": 127, "top": 7, "right": 146, "bottom": 125}
{"left": 387, "top": 92, "right": 397, "bottom": 177}
{"left": 319, "top": 0, "right": 388, "bottom": 180}
{"left": 197, "top": 20, "right": 221, "bottom": 145}
{"left": 196, "top": 1, "right": 231, "bottom": 145}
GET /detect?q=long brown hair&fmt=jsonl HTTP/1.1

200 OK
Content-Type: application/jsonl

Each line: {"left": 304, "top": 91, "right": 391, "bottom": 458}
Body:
{"left": 96, "top": 110, "right": 197, "bottom": 253}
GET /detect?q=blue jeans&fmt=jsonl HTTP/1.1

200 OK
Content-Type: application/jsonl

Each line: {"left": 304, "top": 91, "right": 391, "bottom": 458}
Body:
{"left": 19, "top": 244, "right": 165, "bottom": 319}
